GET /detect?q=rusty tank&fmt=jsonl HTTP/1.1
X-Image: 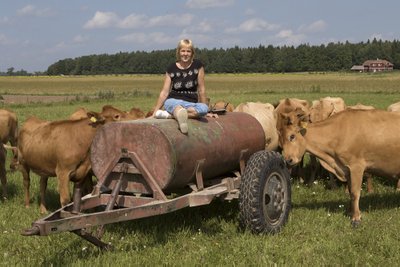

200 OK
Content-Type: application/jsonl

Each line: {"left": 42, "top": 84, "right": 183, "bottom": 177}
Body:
{"left": 90, "top": 112, "right": 265, "bottom": 194}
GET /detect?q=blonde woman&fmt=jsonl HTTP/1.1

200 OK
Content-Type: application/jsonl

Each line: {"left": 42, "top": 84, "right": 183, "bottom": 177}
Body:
{"left": 153, "top": 39, "right": 215, "bottom": 134}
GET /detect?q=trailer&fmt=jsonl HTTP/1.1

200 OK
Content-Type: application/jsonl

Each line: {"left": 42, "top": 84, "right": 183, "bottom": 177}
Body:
{"left": 22, "top": 112, "right": 291, "bottom": 250}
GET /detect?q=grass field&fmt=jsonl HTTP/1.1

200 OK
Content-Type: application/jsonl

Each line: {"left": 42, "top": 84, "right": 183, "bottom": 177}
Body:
{"left": 1, "top": 72, "right": 400, "bottom": 265}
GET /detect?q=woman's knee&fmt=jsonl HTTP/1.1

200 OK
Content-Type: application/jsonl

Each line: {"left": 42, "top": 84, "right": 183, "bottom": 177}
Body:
{"left": 195, "top": 103, "right": 209, "bottom": 116}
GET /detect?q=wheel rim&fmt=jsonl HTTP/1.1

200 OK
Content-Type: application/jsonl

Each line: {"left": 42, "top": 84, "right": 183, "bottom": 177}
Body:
{"left": 262, "top": 172, "right": 287, "bottom": 225}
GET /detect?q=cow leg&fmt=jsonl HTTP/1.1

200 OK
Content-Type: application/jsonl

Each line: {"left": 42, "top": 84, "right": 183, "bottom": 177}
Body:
{"left": 57, "top": 172, "right": 71, "bottom": 207}
{"left": 396, "top": 179, "right": 400, "bottom": 192}
{"left": 20, "top": 165, "right": 31, "bottom": 208}
{"left": 39, "top": 176, "right": 49, "bottom": 214}
{"left": 348, "top": 167, "right": 364, "bottom": 227}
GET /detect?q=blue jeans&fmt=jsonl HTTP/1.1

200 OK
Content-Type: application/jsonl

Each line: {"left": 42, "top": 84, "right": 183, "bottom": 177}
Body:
{"left": 164, "top": 98, "right": 209, "bottom": 117}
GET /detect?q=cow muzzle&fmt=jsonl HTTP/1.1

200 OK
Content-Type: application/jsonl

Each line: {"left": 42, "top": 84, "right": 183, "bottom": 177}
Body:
{"left": 284, "top": 157, "right": 299, "bottom": 167}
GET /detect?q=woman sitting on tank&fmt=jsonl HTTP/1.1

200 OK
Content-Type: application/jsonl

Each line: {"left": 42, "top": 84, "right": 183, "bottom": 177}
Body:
{"left": 152, "top": 39, "right": 217, "bottom": 134}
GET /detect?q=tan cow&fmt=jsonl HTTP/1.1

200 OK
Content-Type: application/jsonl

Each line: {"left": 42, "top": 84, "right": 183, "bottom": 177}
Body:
{"left": 307, "top": 97, "right": 346, "bottom": 185}
{"left": 309, "top": 99, "right": 375, "bottom": 192}
{"left": 234, "top": 102, "right": 278, "bottom": 151}
{"left": 387, "top": 101, "right": 400, "bottom": 112}
{"left": 347, "top": 103, "right": 375, "bottom": 110}
{"left": 274, "top": 98, "right": 311, "bottom": 181}
{"left": 18, "top": 105, "right": 144, "bottom": 213}
{"left": 0, "top": 109, "right": 18, "bottom": 199}
{"left": 309, "top": 97, "right": 346, "bottom": 123}
{"left": 279, "top": 109, "right": 400, "bottom": 226}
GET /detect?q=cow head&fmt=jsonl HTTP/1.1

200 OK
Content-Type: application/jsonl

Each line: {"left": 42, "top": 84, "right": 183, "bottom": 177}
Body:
{"left": 128, "top": 107, "right": 146, "bottom": 119}
{"left": 279, "top": 121, "right": 307, "bottom": 167}
{"left": 101, "top": 105, "right": 145, "bottom": 121}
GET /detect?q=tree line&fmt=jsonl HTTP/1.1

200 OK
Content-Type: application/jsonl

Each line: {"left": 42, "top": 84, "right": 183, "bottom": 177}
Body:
{"left": 9, "top": 38, "right": 400, "bottom": 76}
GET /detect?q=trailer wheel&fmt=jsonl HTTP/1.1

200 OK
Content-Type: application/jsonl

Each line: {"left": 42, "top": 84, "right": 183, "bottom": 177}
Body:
{"left": 239, "top": 150, "right": 291, "bottom": 234}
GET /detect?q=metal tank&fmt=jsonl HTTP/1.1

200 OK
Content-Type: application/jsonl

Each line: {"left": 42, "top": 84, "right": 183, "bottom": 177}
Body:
{"left": 90, "top": 112, "right": 265, "bottom": 194}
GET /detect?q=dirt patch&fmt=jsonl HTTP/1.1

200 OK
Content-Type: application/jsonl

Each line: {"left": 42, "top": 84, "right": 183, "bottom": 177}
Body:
{"left": 0, "top": 95, "right": 96, "bottom": 104}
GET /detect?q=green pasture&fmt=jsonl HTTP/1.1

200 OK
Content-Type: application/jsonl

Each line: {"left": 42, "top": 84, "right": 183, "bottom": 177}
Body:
{"left": 1, "top": 72, "right": 400, "bottom": 265}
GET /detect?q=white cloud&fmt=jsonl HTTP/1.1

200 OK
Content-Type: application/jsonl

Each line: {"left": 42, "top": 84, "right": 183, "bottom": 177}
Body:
{"left": 148, "top": 14, "right": 193, "bottom": 27}
{"left": 85, "top": 12, "right": 194, "bottom": 30}
{"left": 17, "top": 5, "right": 53, "bottom": 17}
{"left": 298, "top": 20, "right": 327, "bottom": 34}
{"left": 225, "top": 18, "right": 279, "bottom": 33}
{"left": 116, "top": 32, "right": 175, "bottom": 44}
{"left": 276, "top": 29, "right": 306, "bottom": 45}
{"left": 186, "top": 0, "right": 234, "bottom": 9}
{"left": 84, "top": 11, "right": 119, "bottom": 29}
{"left": 118, "top": 13, "right": 148, "bottom": 29}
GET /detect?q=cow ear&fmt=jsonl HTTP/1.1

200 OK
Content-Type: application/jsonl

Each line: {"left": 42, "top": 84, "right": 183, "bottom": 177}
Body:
{"left": 87, "top": 112, "right": 105, "bottom": 125}
{"left": 299, "top": 127, "right": 307, "bottom": 136}
{"left": 113, "top": 114, "right": 121, "bottom": 121}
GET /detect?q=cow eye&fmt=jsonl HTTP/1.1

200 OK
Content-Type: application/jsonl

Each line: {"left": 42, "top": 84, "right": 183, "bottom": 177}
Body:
{"left": 289, "top": 134, "right": 295, "bottom": 142}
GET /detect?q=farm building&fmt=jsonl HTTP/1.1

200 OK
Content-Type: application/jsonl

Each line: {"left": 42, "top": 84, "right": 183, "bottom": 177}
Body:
{"left": 351, "top": 59, "right": 394, "bottom": 72}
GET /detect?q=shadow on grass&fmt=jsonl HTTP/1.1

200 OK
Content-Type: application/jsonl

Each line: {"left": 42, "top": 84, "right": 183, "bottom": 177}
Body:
{"left": 293, "top": 190, "right": 400, "bottom": 214}
{"left": 39, "top": 199, "right": 240, "bottom": 263}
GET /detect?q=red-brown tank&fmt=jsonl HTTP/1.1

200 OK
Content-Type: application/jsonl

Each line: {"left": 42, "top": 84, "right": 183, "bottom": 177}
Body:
{"left": 90, "top": 112, "right": 265, "bottom": 193}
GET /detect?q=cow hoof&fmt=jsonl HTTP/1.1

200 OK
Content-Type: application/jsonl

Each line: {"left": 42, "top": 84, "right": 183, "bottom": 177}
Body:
{"left": 351, "top": 220, "right": 361, "bottom": 228}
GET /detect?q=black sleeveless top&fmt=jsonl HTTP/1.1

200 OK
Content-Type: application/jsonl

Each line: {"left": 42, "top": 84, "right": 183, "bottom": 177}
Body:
{"left": 167, "top": 59, "right": 203, "bottom": 103}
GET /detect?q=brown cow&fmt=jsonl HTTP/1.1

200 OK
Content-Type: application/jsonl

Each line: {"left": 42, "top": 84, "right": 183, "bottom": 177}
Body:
{"left": 279, "top": 109, "right": 400, "bottom": 226}
{"left": 234, "top": 102, "right": 278, "bottom": 151}
{"left": 209, "top": 100, "right": 235, "bottom": 112}
{"left": 70, "top": 105, "right": 146, "bottom": 121}
{"left": 69, "top": 107, "right": 88, "bottom": 120}
{"left": 0, "top": 109, "right": 18, "bottom": 199}
{"left": 18, "top": 105, "right": 143, "bottom": 213}
{"left": 128, "top": 107, "right": 146, "bottom": 119}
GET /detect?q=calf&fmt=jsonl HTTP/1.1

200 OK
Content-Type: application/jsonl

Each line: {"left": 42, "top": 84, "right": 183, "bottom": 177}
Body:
{"left": 18, "top": 105, "right": 146, "bottom": 213}
{"left": 279, "top": 109, "right": 400, "bottom": 226}
{"left": 18, "top": 113, "right": 105, "bottom": 213}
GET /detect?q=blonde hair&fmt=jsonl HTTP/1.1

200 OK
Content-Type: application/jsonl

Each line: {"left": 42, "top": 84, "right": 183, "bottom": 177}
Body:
{"left": 176, "top": 39, "right": 195, "bottom": 61}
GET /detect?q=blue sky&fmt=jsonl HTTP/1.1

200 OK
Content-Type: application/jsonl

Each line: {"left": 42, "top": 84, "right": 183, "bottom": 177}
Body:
{"left": 1, "top": 0, "right": 399, "bottom": 72}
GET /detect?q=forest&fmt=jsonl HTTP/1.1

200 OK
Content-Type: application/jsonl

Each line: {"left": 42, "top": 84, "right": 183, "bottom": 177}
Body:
{"left": 6, "top": 38, "right": 400, "bottom": 76}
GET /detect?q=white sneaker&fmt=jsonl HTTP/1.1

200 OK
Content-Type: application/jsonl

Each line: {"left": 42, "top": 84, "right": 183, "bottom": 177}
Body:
{"left": 175, "top": 108, "right": 188, "bottom": 134}
{"left": 155, "top": 110, "right": 172, "bottom": 119}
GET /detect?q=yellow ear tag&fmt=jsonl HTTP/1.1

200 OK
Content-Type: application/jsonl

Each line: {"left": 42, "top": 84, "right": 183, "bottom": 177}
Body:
{"left": 300, "top": 121, "right": 308, "bottom": 129}
{"left": 90, "top": 117, "right": 97, "bottom": 123}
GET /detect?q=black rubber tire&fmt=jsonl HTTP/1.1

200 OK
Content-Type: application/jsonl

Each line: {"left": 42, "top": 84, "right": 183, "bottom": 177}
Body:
{"left": 239, "top": 150, "right": 291, "bottom": 234}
